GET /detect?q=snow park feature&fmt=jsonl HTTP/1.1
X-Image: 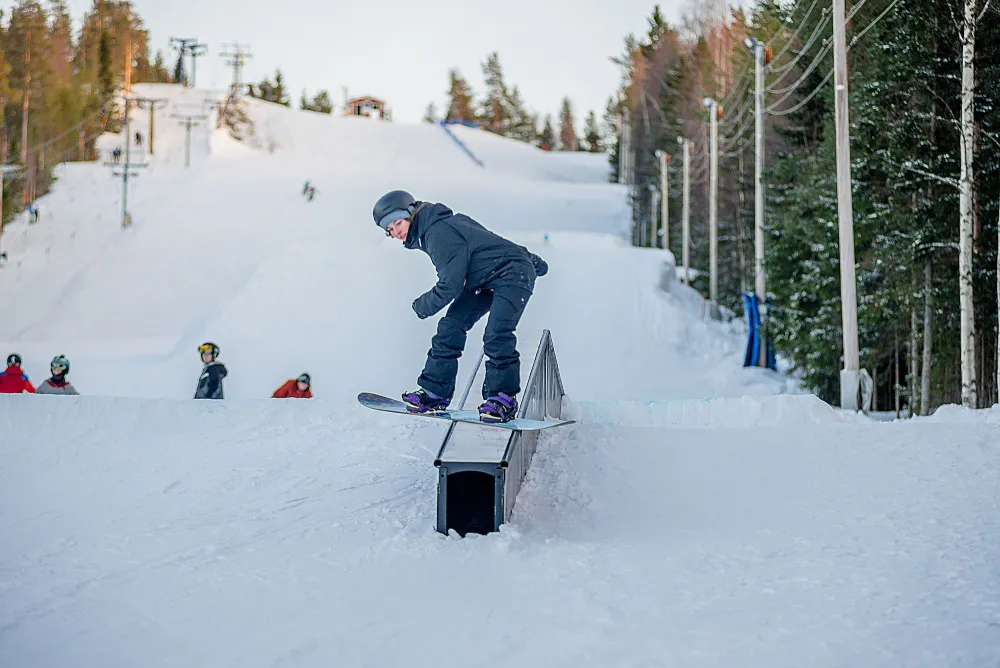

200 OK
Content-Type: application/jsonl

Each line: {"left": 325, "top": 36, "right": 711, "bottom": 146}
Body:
{"left": 1, "top": 83, "right": 999, "bottom": 668}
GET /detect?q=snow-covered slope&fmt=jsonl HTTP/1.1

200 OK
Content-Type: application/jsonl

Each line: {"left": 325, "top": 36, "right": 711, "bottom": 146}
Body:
{"left": 1, "top": 84, "right": 997, "bottom": 668}
{"left": 3, "top": 395, "right": 998, "bottom": 668}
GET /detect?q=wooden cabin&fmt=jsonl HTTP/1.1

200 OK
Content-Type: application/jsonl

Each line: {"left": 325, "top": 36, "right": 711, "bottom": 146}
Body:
{"left": 343, "top": 96, "right": 386, "bottom": 120}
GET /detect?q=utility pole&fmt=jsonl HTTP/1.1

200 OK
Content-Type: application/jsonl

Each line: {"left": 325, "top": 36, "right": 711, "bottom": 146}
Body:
{"left": 832, "top": 0, "right": 862, "bottom": 410}
{"left": 705, "top": 98, "right": 720, "bottom": 304}
{"left": 170, "top": 38, "right": 194, "bottom": 86}
{"left": 170, "top": 38, "right": 205, "bottom": 87}
{"left": 678, "top": 136, "right": 691, "bottom": 286}
{"left": 655, "top": 150, "right": 669, "bottom": 250}
{"left": 618, "top": 109, "right": 633, "bottom": 187}
{"left": 171, "top": 109, "right": 209, "bottom": 167}
{"left": 104, "top": 97, "right": 147, "bottom": 228}
{"left": 219, "top": 43, "right": 253, "bottom": 99}
{"left": 745, "top": 37, "right": 770, "bottom": 368}
{"left": 747, "top": 38, "right": 766, "bottom": 303}
{"left": 188, "top": 41, "right": 208, "bottom": 88}
{"left": 648, "top": 185, "right": 658, "bottom": 248}
{"left": 134, "top": 97, "right": 168, "bottom": 156}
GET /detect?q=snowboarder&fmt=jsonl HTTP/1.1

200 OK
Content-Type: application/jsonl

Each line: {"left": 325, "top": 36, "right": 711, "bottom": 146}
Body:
{"left": 0, "top": 353, "right": 35, "bottom": 394}
{"left": 371, "top": 190, "right": 548, "bottom": 423}
{"left": 36, "top": 355, "right": 79, "bottom": 395}
{"left": 272, "top": 373, "right": 312, "bottom": 398}
{"left": 194, "top": 342, "right": 227, "bottom": 399}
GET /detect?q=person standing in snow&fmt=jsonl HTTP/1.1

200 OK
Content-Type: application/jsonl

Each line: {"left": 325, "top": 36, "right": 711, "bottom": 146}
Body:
{"left": 194, "top": 342, "right": 227, "bottom": 399}
{"left": 272, "top": 373, "right": 312, "bottom": 398}
{"left": 371, "top": 190, "right": 548, "bottom": 423}
{"left": 36, "top": 355, "right": 79, "bottom": 395}
{"left": 0, "top": 353, "right": 35, "bottom": 393}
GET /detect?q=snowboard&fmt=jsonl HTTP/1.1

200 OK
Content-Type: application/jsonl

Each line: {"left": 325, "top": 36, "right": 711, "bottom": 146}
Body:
{"left": 357, "top": 392, "right": 574, "bottom": 432}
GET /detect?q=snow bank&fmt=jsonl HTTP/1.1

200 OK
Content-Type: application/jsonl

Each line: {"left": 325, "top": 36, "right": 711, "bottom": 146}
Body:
{"left": 917, "top": 403, "right": 1000, "bottom": 424}
{"left": 567, "top": 392, "right": 838, "bottom": 428}
{"left": 2, "top": 395, "right": 998, "bottom": 668}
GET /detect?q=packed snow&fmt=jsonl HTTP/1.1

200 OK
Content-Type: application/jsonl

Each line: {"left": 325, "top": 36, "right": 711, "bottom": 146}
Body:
{"left": 1, "top": 84, "right": 997, "bottom": 667}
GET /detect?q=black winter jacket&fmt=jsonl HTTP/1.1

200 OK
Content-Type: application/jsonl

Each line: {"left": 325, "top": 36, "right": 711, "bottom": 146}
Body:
{"left": 195, "top": 361, "right": 227, "bottom": 399}
{"left": 406, "top": 203, "right": 548, "bottom": 319}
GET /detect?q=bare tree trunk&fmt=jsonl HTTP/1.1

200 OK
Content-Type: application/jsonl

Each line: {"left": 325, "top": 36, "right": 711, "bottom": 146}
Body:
{"left": 959, "top": 0, "right": 978, "bottom": 408}
{"left": 894, "top": 331, "right": 901, "bottom": 418}
{"left": 738, "top": 144, "right": 746, "bottom": 288}
{"left": 21, "top": 28, "right": 31, "bottom": 171}
{"left": 873, "top": 365, "right": 879, "bottom": 412}
{"left": 0, "top": 110, "right": 7, "bottom": 164}
{"left": 997, "top": 196, "right": 1000, "bottom": 406}
{"left": 921, "top": 259, "right": 933, "bottom": 415}
{"left": 910, "top": 301, "right": 919, "bottom": 415}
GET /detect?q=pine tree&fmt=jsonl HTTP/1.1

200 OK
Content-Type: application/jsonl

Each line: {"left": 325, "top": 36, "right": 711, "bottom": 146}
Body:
{"left": 310, "top": 90, "right": 332, "bottom": 113}
{"left": 45, "top": 0, "right": 72, "bottom": 86}
{"left": 250, "top": 70, "right": 290, "bottom": 106}
{"left": 151, "top": 50, "right": 169, "bottom": 83}
{"left": 445, "top": 69, "right": 475, "bottom": 122}
{"left": 173, "top": 51, "right": 186, "bottom": 86}
{"left": 507, "top": 85, "right": 535, "bottom": 143}
{"left": 272, "top": 70, "right": 290, "bottom": 107}
{"left": 479, "top": 51, "right": 509, "bottom": 134}
{"left": 583, "top": 110, "right": 602, "bottom": 152}
{"left": 423, "top": 101, "right": 438, "bottom": 123}
{"left": 538, "top": 114, "right": 554, "bottom": 150}
{"left": 558, "top": 97, "right": 577, "bottom": 151}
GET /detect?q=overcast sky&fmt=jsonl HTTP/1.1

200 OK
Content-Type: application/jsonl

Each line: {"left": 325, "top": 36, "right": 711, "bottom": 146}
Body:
{"left": 3, "top": 0, "right": 687, "bottom": 126}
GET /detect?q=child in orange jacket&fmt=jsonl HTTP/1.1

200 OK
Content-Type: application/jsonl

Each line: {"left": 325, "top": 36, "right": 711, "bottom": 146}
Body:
{"left": 272, "top": 373, "right": 312, "bottom": 398}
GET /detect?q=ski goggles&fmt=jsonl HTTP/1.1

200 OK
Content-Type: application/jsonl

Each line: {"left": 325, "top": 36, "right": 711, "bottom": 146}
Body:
{"left": 51, "top": 363, "right": 66, "bottom": 373}
{"left": 297, "top": 375, "right": 311, "bottom": 385}
{"left": 198, "top": 344, "right": 215, "bottom": 354}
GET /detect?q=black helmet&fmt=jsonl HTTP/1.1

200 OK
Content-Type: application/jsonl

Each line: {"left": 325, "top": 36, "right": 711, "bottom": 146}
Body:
{"left": 373, "top": 190, "right": 416, "bottom": 231}
{"left": 6, "top": 353, "right": 21, "bottom": 367}
{"left": 51, "top": 354, "right": 70, "bottom": 374}
{"left": 198, "top": 342, "right": 220, "bottom": 360}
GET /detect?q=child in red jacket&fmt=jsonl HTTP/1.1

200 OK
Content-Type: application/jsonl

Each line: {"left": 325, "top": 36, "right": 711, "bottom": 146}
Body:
{"left": 0, "top": 353, "right": 35, "bottom": 393}
{"left": 272, "top": 373, "right": 312, "bottom": 398}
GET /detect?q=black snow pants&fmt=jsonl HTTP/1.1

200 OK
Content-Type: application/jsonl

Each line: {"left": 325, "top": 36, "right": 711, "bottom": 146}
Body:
{"left": 418, "top": 281, "right": 533, "bottom": 401}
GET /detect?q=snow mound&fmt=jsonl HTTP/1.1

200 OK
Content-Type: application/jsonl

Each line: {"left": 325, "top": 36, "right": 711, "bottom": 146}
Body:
{"left": 918, "top": 403, "right": 1000, "bottom": 424}
{"left": 567, "top": 393, "right": 838, "bottom": 428}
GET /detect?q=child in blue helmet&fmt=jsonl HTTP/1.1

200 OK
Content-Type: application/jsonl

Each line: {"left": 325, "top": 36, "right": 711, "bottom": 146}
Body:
{"left": 36, "top": 355, "right": 79, "bottom": 395}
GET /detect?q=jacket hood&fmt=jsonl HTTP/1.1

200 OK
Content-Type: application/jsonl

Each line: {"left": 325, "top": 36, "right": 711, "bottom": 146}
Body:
{"left": 405, "top": 202, "right": 454, "bottom": 250}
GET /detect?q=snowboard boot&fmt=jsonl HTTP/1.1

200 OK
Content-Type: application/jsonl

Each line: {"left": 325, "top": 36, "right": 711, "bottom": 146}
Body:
{"left": 402, "top": 389, "right": 449, "bottom": 414}
{"left": 479, "top": 393, "right": 518, "bottom": 423}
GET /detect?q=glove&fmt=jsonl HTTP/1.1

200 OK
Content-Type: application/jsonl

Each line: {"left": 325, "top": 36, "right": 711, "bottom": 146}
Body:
{"left": 412, "top": 299, "right": 429, "bottom": 319}
{"left": 530, "top": 253, "right": 548, "bottom": 277}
